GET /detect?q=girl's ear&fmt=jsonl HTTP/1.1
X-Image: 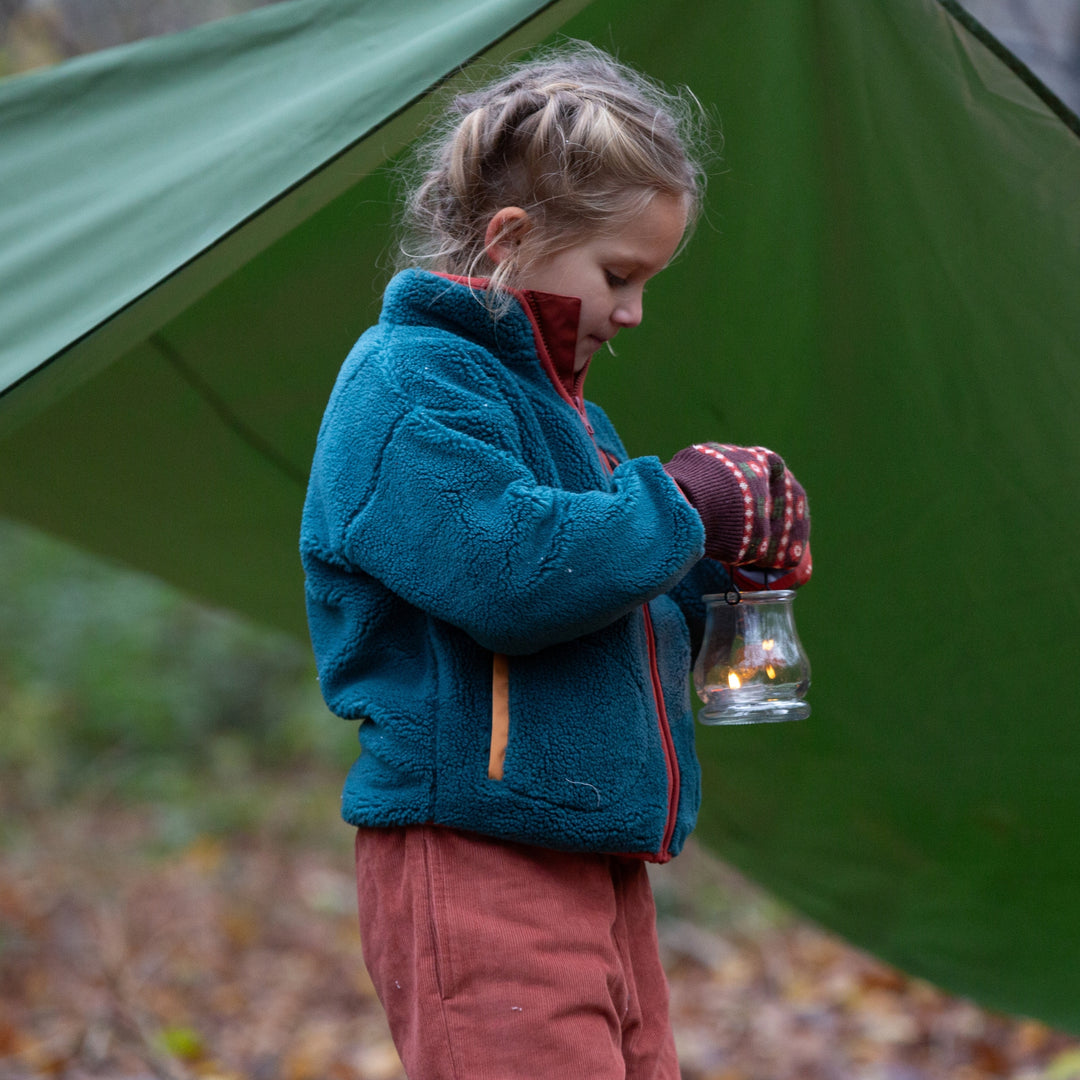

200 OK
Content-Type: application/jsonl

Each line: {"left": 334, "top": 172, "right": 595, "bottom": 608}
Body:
{"left": 484, "top": 206, "right": 531, "bottom": 265}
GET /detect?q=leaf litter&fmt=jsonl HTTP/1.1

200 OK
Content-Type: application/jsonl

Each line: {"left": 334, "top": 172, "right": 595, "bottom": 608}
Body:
{"left": 2, "top": 779, "right": 1078, "bottom": 1080}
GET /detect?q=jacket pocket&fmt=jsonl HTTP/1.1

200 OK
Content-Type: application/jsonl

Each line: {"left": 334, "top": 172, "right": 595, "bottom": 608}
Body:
{"left": 493, "top": 630, "right": 660, "bottom": 812}
{"left": 488, "top": 652, "right": 509, "bottom": 780}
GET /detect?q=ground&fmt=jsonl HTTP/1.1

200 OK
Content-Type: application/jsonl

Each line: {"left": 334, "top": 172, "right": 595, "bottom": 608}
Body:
{"left": 2, "top": 771, "right": 1079, "bottom": 1080}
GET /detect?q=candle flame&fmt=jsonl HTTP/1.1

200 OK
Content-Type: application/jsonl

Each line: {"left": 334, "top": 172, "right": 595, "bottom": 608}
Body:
{"left": 727, "top": 671, "right": 741, "bottom": 690}
{"left": 765, "top": 665, "right": 776, "bottom": 679}
{"left": 762, "top": 639, "right": 775, "bottom": 651}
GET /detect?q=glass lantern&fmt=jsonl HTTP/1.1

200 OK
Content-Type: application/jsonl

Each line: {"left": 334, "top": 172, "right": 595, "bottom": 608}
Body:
{"left": 693, "top": 589, "right": 811, "bottom": 725}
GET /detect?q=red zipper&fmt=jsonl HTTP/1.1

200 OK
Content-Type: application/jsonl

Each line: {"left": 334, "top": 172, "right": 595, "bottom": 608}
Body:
{"left": 576, "top": 404, "right": 679, "bottom": 861}
{"left": 642, "top": 605, "right": 679, "bottom": 862}
{"left": 520, "top": 292, "right": 681, "bottom": 862}
{"left": 594, "top": 446, "right": 679, "bottom": 860}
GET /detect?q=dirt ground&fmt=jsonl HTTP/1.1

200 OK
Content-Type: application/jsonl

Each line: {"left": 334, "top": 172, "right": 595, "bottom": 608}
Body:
{"left": 2, "top": 778, "right": 1078, "bottom": 1080}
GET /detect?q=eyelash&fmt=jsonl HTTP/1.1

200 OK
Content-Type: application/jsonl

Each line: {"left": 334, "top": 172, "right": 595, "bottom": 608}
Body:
{"left": 605, "top": 271, "right": 628, "bottom": 287}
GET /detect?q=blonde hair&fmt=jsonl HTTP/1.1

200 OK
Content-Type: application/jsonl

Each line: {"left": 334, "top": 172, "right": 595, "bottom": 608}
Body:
{"left": 396, "top": 42, "right": 709, "bottom": 303}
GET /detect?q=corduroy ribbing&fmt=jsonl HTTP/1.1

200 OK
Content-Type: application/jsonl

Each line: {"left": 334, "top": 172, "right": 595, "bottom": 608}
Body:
{"left": 354, "top": 825, "right": 680, "bottom": 1079}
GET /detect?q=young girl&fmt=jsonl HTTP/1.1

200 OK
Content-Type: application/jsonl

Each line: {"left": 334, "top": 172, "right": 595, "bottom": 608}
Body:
{"left": 300, "top": 43, "right": 810, "bottom": 1080}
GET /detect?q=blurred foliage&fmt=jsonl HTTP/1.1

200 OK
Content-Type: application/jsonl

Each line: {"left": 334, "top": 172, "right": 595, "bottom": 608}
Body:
{"left": 0, "top": 0, "right": 282, "bottom": 79}
{"left": 0, "top": 517, "right": 351, "bottom": 812}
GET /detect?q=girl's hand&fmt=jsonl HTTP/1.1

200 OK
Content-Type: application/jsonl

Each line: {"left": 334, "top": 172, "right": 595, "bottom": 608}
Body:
{"left": 664, "top": 443, "right": 809, "bottom": 570}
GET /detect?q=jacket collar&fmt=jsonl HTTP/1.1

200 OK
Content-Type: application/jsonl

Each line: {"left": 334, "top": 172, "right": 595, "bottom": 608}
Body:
{"left": 435, "top": 273, "right": 588, "bottom": 407}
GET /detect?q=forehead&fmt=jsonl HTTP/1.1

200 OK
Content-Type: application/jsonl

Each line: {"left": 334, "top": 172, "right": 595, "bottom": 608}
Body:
{"left": 593, "top": 194, "right": 688, "bottom": 266}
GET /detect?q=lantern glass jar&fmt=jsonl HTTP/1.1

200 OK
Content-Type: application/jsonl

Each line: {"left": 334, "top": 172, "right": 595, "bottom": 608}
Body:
{"left": 693, "top": 590, "right": 811, "bottom": 725}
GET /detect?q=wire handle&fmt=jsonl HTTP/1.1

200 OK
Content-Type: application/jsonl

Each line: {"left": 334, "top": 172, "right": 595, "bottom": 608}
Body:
{"left": 724, "top": 565, "right": 741, "bottom": 606}
{"left": 724, "top": 566, "right": 773, "bottom": 604}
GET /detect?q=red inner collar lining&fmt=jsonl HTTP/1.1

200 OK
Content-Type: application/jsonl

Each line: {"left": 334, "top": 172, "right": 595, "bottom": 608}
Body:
{"left": 434, "top": 272, "right": 585, "bottom": 404}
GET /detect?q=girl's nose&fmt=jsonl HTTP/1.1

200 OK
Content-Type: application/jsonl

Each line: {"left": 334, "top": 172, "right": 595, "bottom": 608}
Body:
{"left": 613, "top": 293, "right": 643, "bottom": 328}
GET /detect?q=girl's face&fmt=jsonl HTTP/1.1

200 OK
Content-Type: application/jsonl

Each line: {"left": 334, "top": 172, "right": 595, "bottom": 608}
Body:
{"left": 488, "top": 194, "right": 688, "bottom": 372}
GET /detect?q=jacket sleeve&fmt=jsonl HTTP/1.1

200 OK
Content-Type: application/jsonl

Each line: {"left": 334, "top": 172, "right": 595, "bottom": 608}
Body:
{"left": 585, "top": 400, "right": 730, "bottom": 656}
{"left": 303, "top": 350, "right": 706, "bottom": 656}
{"left": 666, "top": 558, "right": 732, "bottom": 658}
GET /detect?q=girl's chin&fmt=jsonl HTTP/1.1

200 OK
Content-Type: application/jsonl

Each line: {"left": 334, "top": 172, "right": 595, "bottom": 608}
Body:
{"left": 575, "top": 343, "right": 600, "bottom": 371}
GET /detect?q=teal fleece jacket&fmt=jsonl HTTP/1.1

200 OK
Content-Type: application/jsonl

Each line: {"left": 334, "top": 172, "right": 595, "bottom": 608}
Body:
{"left": 300, "top": 269, "right": 727, "bottom": 861}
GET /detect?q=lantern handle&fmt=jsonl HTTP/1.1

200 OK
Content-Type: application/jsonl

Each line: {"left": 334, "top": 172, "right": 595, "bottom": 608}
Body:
{"left": 723, "top": 565, "right": 773, "bottom": 605}
{"left": 724, "top": 565, "right": 741, "bottom": 606}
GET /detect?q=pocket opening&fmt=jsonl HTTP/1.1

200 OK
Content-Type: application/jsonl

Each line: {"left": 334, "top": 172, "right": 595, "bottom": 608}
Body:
{"left": 488, "top": 652, "right": 509, "bottom": 780}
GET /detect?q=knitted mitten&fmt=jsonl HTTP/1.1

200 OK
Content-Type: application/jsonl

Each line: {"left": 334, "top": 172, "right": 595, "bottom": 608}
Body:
{"left": 664, "top": 443, "right": 809, "bottom": 569}
{"left": 731, "top": 543, "right": 813, "bottom": 590}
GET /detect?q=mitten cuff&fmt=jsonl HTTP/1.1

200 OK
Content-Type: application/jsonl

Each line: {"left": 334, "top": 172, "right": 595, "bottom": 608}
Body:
{"left": 664, "top": 446, "right": 749, "bottom": 563}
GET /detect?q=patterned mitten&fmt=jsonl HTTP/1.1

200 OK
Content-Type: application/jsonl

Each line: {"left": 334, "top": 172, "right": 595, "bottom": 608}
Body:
{"left": 664, "top": 443, "right": 809, "bottom": 569}
{"left": 731, "top": 542, "right": 813, "bottom": 590}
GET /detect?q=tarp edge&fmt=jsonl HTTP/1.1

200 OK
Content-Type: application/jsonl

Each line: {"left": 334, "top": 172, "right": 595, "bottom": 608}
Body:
{"left": 0, "top": 0, "right": 593, "bottom": 441}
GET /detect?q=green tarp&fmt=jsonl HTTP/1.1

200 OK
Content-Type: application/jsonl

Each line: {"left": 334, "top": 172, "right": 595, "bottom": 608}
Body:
{"left": 3, "top": 0, "right": 1079, "bottom": 1033}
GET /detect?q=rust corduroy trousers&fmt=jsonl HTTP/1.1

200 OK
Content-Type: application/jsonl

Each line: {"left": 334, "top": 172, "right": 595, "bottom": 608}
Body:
{"left": 354, "top": 825, "right": 680, "bottom": 1079}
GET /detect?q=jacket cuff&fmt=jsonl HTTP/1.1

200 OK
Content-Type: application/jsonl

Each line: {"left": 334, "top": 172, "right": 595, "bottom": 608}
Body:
{"left": 663, "top": 447, "right": 746, "bottom": 562}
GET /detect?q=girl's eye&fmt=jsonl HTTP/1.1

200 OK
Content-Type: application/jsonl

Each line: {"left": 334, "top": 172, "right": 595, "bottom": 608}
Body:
{"left": 605, "top": 271, "right": 629, "bottom": 287}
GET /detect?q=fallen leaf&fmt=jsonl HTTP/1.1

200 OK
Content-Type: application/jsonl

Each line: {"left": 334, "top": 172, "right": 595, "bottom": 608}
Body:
{"left": 1047, "top": 1049, "right": 1080, "bottom": 1080}
{"left": 156, "top": 1024, "right": 206, "bottom": 1062}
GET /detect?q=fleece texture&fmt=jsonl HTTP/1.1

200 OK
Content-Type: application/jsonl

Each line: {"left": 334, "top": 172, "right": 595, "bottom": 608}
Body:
{"left": 300, "top": 269, "right": 729, "bottom": 859}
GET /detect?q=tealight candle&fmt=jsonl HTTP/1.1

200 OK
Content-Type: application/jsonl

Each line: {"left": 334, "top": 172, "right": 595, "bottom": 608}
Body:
{"left": 693, "top": 589, "right": 811, "bottom": 725}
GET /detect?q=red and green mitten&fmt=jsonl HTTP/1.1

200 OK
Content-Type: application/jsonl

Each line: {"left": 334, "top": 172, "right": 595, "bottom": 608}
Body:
{"left": 664, "top": 443, "right": 809, "bottom": 573}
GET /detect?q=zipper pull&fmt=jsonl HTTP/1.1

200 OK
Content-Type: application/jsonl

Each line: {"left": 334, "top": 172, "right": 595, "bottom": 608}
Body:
{"left": 574, "top": 396, "right": 595, "bottom": 435}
